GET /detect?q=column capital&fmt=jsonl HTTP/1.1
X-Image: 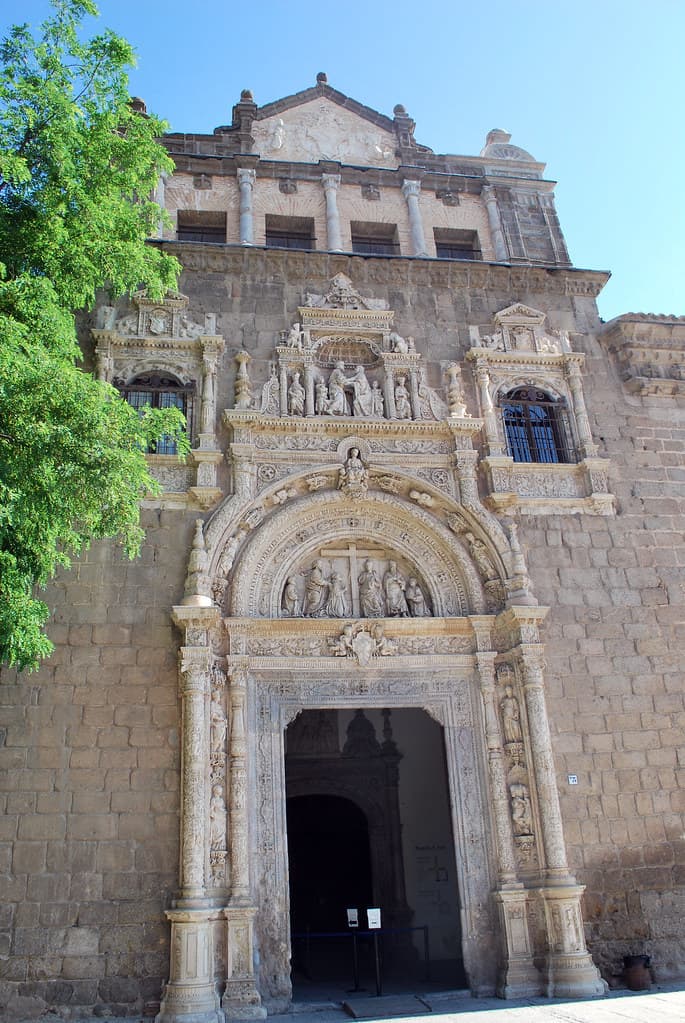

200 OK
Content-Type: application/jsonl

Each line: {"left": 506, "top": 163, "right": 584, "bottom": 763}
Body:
{"left": 401, "top": 178, "right": 421, "bottom": 198}
{"left": 321, "top": 172, "right": 341, "bottom": 191}
{"left": 237, "top": 167, "right": 256, "bottom": 186}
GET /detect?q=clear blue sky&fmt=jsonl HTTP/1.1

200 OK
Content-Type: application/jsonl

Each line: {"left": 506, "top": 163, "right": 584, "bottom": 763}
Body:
{"left": 5, "top": 1, "right": 684, "bottom": 321}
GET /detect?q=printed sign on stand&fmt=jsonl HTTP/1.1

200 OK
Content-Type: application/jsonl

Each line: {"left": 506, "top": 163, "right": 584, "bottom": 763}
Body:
{"left": 367, "top": 908, "right": 381, "bottom": 929}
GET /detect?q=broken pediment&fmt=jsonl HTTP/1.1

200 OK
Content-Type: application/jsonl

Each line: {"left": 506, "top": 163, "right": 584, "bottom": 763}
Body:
{"left": 251, "top": 97, "right": 399, "bottom": 168}
{"left": 471, "top": 303, "right": 571, "bottom": 355}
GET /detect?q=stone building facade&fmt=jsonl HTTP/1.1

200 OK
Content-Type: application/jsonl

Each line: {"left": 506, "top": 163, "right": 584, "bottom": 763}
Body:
{"left": 1, "top": 77, "right": 684, "bottom": 1020}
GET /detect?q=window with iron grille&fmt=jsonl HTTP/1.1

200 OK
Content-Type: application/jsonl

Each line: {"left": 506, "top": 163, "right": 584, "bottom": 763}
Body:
{"left": 265, "top": 215, "right": 315, "bottom": 250}
{"left": 177, "top": 210, "right": 227, "bottom": 243}
{"left": 434, "top": 228, "right": 482, "bottom": 261}
{"left": 500, "top": 386, "right": 576, "bottom": 464}
{"left": 350, "top": 221, "right": 400, "bottom": 256}
{"left": 119, "top": 374, "right": 193, "bottom": 454}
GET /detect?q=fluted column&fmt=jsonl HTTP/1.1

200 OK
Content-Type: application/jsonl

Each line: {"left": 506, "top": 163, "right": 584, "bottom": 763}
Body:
{"left": 474, "top": 359, "right": 503, "bottom": 454}
{"left": 322, "top": 173, "right": 342, "bottom": 252}
{"left": 482, "top": 185, "right": 509, "bottom": 261}
{"left": 401, "top": 180, "right": 428, "bottom": 256}
{"left": 237, "top": 168, "right": 256, "bottom": 246}
{"left": 408, "top": 369, "right": 420, "bottom": 420}
{"left": 303, "top": 360, "right": 315, "bottom": 417}
{"left": 565, "top": 360, "right": 597, "bottom": 458}
{"left": 228, "top": 668, "right": 250, "bottom": 903}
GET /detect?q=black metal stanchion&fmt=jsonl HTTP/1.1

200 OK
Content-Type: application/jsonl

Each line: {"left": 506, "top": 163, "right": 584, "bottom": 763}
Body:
{"left": 373, "top": 931, "right": 382, "bottom": 997}
{"left": 351, "top": 930, "right": 360, "bottom": 992}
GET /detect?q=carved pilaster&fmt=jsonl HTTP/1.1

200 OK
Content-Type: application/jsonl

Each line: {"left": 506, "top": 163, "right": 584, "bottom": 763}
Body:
{"left": 453, "top": 449, "right": 480, "bottom": 508}
{"left": 156, "top": 909, "right": 223, "bottom": 1023}
{"left": 564, "top": 359, "right": 597, "bottom": 458}
{"left": 538, "top": 885, "right": 606, "bottom": 998}
{"left": 473, "top": 358, "right": 503, "bottom": 455}
{"left": 475, "top": 652, "right": 518, "bottom": 886}
{"left": 228, "top": 668, "right": 250, "bottom": 903}
{"left": 178, "top": 645, "right": 212, "bottom": 902}
{"left": 222, "top": 906, "right": 265, "bottom": 1018}
{"left": 492, "top": 890, "right": 542, "bottom": 997}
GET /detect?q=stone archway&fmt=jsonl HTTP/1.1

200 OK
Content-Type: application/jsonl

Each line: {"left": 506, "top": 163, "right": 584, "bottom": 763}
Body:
{"left": 158, "top": 478, "right": 606, "bottom": 1023}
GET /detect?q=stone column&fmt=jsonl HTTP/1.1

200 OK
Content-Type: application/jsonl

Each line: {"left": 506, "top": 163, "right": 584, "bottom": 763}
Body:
{"left": 453, "top": 449, "right": 480, "bottom": 508}
{"left": 303, "top": 360, "right": 316, "bottom": 417}
{"left": 383, "top": 367, "right": 397, "bottom": 419}
{"left": 517, "top": 645, "right": 605, "bottom": 998}
{"left": 237, "top": 168, "right": 256, "bottom": 246}
{"left": 158, "top": 609, "right": 223, "bottom": 1023}
{"left": 482, "top": 185, "right": 509, "bottom": 261}
{"left": 322, "top": 173, "right": 343, "bottom": 252}
{"left": 279, "top": 365, "right": 289, "bottom": 417}
{"left": 565, "top": 360, "right": 597, "bottom": 458}
{"left": 401, "top": 180, "right": 428, "bottom": 257}
{"left": 199, "top": 339, "right": 224, "bottom": 443}
{"left": 222, "top": 667, "right": 265, "bottom": 1018}
{"left": 473, "top": 359, "right": 503, "bottom": 454}
{"left": 408, "top": 369, "right": 420, "bottom": 420}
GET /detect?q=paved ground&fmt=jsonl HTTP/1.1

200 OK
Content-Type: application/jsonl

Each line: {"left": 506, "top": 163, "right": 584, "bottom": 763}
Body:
{"left": 12, "top": 983, "right": 685, "bottom": 1023}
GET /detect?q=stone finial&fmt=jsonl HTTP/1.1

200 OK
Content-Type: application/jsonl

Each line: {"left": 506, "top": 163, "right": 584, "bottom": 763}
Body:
{"left": 234, "top": 350, "right": 253, "bottom": 410}
{"left": 240, "top": 89, "right": 254, "bottom": 101}
{"left": 485, "top": 128, "right": 511, "bottom": 146}
{"left": 183, "top": 520, "right": 213, "bottom": 607}
{"left": 129, "top": 96, "right": 147, "bottom": 114}
{"left": 316, "top": 72, "right": 328, "bottom": 84}
{"left": 393, "top": 104, "right": 407, "bottom": 116}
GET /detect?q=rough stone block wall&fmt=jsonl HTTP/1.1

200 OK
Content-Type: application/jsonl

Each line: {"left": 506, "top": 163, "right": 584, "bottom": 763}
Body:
{"left": 520, "top": 321, "right": 685, "bottom": 979}
{"left": 0, "top": 512, "right": 194, "bottom": 1019}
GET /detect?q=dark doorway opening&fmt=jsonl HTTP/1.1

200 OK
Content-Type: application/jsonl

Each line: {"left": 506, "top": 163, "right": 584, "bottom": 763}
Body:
{"left": 284, "top": 708, "right": 467, "bottom": 1000}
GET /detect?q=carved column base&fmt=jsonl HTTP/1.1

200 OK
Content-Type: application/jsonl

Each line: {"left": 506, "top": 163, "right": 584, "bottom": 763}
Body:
{"left": 539, "top": 885, "right": 607, "bottom": 999}
{"left": 156, "top": 910, "right": 223, "bottom": 1023}
{"left": 221, "top": 906, "right": 266, "bottom": 1020}
{"left": 493, "top": 889, "right": 542, "bottom": 998}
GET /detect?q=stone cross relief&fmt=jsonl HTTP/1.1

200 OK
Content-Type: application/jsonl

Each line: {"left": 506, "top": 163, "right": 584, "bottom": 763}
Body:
{"left": 281, "top": 546, "right": 432, "bottom": 620}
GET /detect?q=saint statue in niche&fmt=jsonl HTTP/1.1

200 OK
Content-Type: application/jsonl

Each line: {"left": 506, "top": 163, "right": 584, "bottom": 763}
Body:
{"left": 288, "top": 371, "right": 305, "bottom": 416}
{"left": 210, "top": 690, "right": 227, "bottom": 755}
{"left": 500, "top": 685, "right": 523, "bottom": 744}
{"left": 371, "top": 381, "right": 385, "bottom": 417}
{"left": 303, "top": 559, "right": 329, "bottom": 617}
{"left": 324, "top": 361, "right": 350, "bottom": 415}
{"left": 209, "top": 784, "right": 227, "bottom": 849}
{"left": 510, "top": 783, "right": 533, "bottom": 836}
{"left": 394, "top": 376, "right": 412, "bottom": 420}
{"left": 383, "top": 561, "right": 409, "bottom": 617}
{"left": 315, "top": 378, "right": 328, "bottom": 414}
{"left": 358, "top": 560, "right": 385, "bottom": 618}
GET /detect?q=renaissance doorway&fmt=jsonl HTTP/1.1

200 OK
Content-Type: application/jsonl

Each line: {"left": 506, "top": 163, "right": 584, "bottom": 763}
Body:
{"left": 284, "top": 708, "right": 465, "bottom": 996}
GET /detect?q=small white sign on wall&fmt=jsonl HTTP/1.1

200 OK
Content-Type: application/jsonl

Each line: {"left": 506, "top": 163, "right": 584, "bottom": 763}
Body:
{"left": 347, "top": 908, "right": 359, "bottom": 928}
{"left": 367, "top": 908, "right": 381, "bottom": 929}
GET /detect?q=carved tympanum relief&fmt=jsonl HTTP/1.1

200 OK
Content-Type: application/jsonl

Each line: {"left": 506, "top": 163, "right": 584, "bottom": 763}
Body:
{"left": 281, "top": 548, "right": 432, "bottom": 620}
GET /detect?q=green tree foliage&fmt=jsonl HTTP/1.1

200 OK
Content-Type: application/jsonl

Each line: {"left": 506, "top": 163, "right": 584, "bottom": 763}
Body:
{"left": 0, "top": 1, "right": 186, "bottom": 669}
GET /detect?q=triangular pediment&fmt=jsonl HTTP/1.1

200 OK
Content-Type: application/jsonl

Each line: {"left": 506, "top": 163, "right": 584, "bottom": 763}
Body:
{"left": 494, "top": 304, "right": 546, "bottom": 327}
{"left": 252, "top": 94, "right": 400, "bottom": 167}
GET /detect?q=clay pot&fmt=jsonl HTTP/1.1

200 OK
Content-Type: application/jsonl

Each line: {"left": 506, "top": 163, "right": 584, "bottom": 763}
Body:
{"left": 623, "top": 954, "right": 651, "bottom": 991}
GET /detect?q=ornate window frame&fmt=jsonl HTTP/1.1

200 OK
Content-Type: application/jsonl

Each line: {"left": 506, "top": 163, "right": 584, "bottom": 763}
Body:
{"left": 467, "top": 304, "right": 614, "bottom": 515}
{"left": 92, "top": 290, "right": 225, "bottom": 509}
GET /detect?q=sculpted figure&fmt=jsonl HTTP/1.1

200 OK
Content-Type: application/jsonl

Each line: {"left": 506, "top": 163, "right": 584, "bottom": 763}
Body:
{"left": 510, "top": 783, "right": 533, "bottom": 836}
{"left": 358, "top": 559, "right": 385, "bottom": 618}
{"left": 384, "top": 561, "right": 409, "bottom": 617}
{"left": 329, "top": 624, "right": 354, "bottom": 657}
{"left": 325, "top": 361, "right": 351, "bottom": 416}
{"left": 351, "top": 365, "right": 374, "bottom": 417}
{"left": 389, "top": 330, "right": 408, "bottom": 354}
{"left": 315, "top": 378, "right": 329, "bottom": 414}
{"left": 209, "top": 784, "right": 227, "bottom": 849}
{"left": 326, "top": 571, "right": 350, "bottom": 618}
{"left": 500, "top": 685, "right": 522, "bottom": 743}
{"left": 281, "top": 576, "right": 301, "bottom": 617}
{"left": 394, "top": 376, "right": 412, "bottom": 420}
{"left": 406, "top": 577, "right": 430, "bottom": 617}
{"left": 286, "top": 322, "right": 304, "bottom": 349}
{"left": 303, "top": 559, "right": 329, "bottom": 617}
{"left": 372, "top": 623, "right": 397, "bottom": 656}
{"left": 465, "top": 532, "right": 498, "bottom": 581}
{"left": 371, "top": 380, "right": 385, "bottom": 417}
{"left": 288, "top": 371, "right": 305, "bottom": 416}
{"left": 210, "top": 690, "right": 227, "bottom": 754}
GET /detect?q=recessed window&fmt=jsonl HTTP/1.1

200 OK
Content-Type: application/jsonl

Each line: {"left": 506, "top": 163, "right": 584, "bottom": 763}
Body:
{"left": 265, "top": 215, "right": 315, "bottom": 250}
{"left": 350, "top": 221, "right": 400, "bottom": 256}
{"left": 177, "top": 211, "right": 227, "bottom": 244}
{"left": 434, "top": 228, "right": 481, "bottom": 261}
{"left": 500, "top": 386, "right": 576, "bottom": 464}
{"left": 119, "top": 374, "right": 193, "bottom": 455}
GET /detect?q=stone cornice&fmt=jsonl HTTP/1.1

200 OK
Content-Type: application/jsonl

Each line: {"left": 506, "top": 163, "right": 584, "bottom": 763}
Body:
{"left": 222, "top": 408, "right": 483, "bottom": 443}
{"left": 153, "top": 241, "right": 609, "bottom": 298}
{"left": 600, "top": 314, "right": 685, "bottom": 396}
